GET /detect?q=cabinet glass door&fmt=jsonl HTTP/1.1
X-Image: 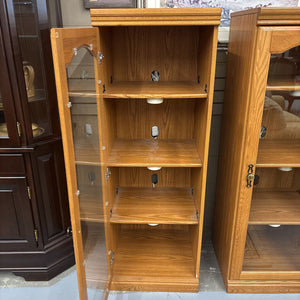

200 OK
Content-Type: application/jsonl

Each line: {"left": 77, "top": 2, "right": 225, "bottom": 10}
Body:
{"left": 243, "top": 46, "right": 300, "bottom": 272}
{"left": 0, "top": 25, "right": 20, "bottom": 147}
{"left": 68, "top": 47, "right": 108, "bottom": 294}
{"left": 10, "top": 0, "right": 59, "bottom": 141}
{"left": 51, "top": 27, "right": 110, "bottom": 300}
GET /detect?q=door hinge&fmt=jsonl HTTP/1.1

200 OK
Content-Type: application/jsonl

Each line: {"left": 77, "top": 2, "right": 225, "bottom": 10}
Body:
{"left": 34, "top": 229, "right": 39, "bottom": 242}
{"left": 98, "top": 51, "right": 104, "bottom": 64}
{"left": 110, "top": 251, "right": 114, "bottom": 266}
{"left": 27, "top": 186, "right": 32, "bottom": 200}
{"left": 67, "top": 226, "right": 72, "bottom": 235}
{"left": 246, "top": 164, "right": 255, "bottom": 188}
{"left": 105, "top": 167, "right": 111, "bottom": 182}
{"left": 196, "top": 210, "right": 199, "bottom": 220}
{"left": 17, "top": 122, "right": 22, "bottom": 137}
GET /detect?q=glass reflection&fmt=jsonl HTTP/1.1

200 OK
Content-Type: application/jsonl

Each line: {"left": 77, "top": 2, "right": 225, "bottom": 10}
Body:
{"left": 13, "top": 0, "right": 52, "bottom": 138}
{"left": 0, "top": 91, "right": 8, "bottom": 138}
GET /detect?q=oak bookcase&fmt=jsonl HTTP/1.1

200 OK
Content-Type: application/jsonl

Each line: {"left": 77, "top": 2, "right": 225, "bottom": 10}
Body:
{"left": 51, "top": 8, "right": 221, "bottom": 300}
{"left": 213, "top": 8, "right": 300, "bottom": 293}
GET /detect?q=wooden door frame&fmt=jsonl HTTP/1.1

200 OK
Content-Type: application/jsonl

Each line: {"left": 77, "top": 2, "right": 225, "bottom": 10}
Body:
{"left": 230, "top": 26, "right": 300, "bottom": 280}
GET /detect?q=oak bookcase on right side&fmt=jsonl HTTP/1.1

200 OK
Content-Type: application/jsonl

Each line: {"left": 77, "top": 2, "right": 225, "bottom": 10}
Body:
{"left": 213, "top": 8, "right": 300, "bottom": 293}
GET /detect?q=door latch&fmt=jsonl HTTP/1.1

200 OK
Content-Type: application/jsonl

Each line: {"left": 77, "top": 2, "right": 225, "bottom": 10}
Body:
{"left": 246, "top": 164, "right": 255, "bottom": 188}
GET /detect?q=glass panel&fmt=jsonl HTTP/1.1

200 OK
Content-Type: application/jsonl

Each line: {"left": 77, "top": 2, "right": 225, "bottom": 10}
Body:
{"left": 66, "top": 47, "right": 107, "bottom": 294}
{"left": 243, "top": 46, "right": 300, "bottom": 272}
{"left": 244, "top": 167, "right": 300, "bottom": 271}
{"left": 244, "top": 225, "right": 299, "bottom": 271}
{"left": 0, "top": 90, "right": 8, "bottom": 138}
{"left": 13, "top": 0, "right": 52, "bottom": 138}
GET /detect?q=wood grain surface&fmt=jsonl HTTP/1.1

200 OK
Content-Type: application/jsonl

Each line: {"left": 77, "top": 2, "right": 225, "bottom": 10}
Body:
{"left": 231, "top": 8, "right": 300, "bottom": 26}
{"left": 257, "top": 140, "right": 300, "bottom": 167}
{"left": 91, "top": 8, "right": 221, "bottom": 26}
{"left": 118, "top": 167, "right": 192, "bottom": 188}
{"left": 110, "top": 226, "right": 198, "bottom": 292}
{"left": 110, "top": 187, "right": 197, "bottom": 224}
{"left": 254, "top": 167, "right": 299, "bottom": 191}
{"left": 104, "top": 81, "right": 207, "bottom": 98}
{"left": 107, "top": 139, "right": 202, "bottom": 167}
{"left": 249, "top": 191, "right": 300, "bottom": 224}
{"left": 212, "top": 12, "right": 259, "bottom": 283}
{"left": 114, "top": 99, "right": 197, "bottom": 140}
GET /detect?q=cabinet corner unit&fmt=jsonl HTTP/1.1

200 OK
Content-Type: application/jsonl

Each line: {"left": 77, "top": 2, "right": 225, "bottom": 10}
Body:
{"left": 213, "top": 8, "right": 300, "bottom": 293}
{"left": 0, "top": 0, "right": 74, "bottom": 280}
{"left": 51, "top": 8, "right": 221, "bottom": 298}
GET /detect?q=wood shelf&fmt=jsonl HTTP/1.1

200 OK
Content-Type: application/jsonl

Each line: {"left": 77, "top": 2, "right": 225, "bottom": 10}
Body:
{"left": 107, "top": 139, "right": 202, "bottom": 167}
{"left": 69, "top": 91, "right": 98, "bottom": 98}
{"left": 68, "top": 79, "right": 97, "bottom": 97}
{"left": 104, "top": 81, "right": 207, "bottom": 99}
{"left": 79, "top": 185, "right": 103, "bottom": 223}
{"left": 243, "top": 225, "right": 300, "bottom": 271}
{"left": 257, "top": 140, "right": 300, "bottom": 167}
{"left": 111, "top": 227, "right": 198, "bottom": 292}
{"left": 75, "top": 143, "right": 101, "bottom": 166}
{"left": 266, "top": 78, "right": 300, "bottom": 91}
{"left": 249, "top": 191, "right": 300, "bottom": 225}
{"left": 110, "top": 187, "right": 197, "bottom": 225}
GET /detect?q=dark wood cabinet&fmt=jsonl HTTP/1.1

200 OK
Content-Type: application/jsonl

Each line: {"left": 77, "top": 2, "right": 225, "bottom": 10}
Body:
{"left": 30, "top": 140, "right": 70, "bottom": 249}
{"left": 0, "top": 0, "right": 74, "bottom": 281}
{"left": 0, "top": 176, "right": 36, "bottom": 251}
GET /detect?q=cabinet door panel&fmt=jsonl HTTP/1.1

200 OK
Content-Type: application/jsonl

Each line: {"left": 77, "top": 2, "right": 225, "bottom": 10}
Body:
{"left": 51, "top": 27, "right": 109, "bottom": 300}
{"left": 31, "top": 140, "right": 70, "bottom": 248}
{"left": 0, "top": 154, "right": 25, "bottom": 176}
{"left": 4, "top": 0, "right": 61, "bottom": 143}
{"left": 242, "top": 41, "right": 300, "bottom": 275}
{"left": 232, "top": 25, "right": 300, "bottom": 279}
{"left": 0, "top": 177, "right": 36, "bottom": 251}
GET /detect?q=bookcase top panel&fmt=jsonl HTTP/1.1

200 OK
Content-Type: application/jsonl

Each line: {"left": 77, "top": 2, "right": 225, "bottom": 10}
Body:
{"left": 90, "top": 8, "right": 221, "bottom": 26}
{"left": 231, "top": 8, "right": 300, "bottom": 26}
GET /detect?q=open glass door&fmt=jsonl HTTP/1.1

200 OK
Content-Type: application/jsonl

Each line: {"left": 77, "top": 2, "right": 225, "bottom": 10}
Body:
{"left": 243, "top": 45, "right": 300, "bottom": 273}
{"left": 51, "top": 28, "right": 111, "bottom": 300}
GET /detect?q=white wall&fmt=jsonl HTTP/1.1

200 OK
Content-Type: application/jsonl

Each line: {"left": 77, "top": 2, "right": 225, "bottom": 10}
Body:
{"left": 60, "top": 0, "right": 91, "bottom": 27}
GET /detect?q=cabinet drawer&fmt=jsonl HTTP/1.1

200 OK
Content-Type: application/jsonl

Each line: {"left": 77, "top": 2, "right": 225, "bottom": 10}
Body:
{"left": 0, "top": 154, "right": 26, "bottom": 176}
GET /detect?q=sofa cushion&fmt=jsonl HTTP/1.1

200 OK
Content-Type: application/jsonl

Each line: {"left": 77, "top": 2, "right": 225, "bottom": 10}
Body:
{"left": 262, "top": 96, "right": 286, "bottom": 131}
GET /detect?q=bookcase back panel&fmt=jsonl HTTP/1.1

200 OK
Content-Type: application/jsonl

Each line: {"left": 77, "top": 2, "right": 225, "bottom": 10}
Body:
{"left": 111, "top": 26, "right": 200, "bottom": 82}
{"left": 103, "top": 99, "right": 206, "bottom": 143}
{"left": 254, "top": 167, "right": 299, "bottom": 192}
{"left": 117, "top": 167, "right": 191, "bottom": 188}
{"left": 114, "top": 99, "right": 196, "bottom": 139}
